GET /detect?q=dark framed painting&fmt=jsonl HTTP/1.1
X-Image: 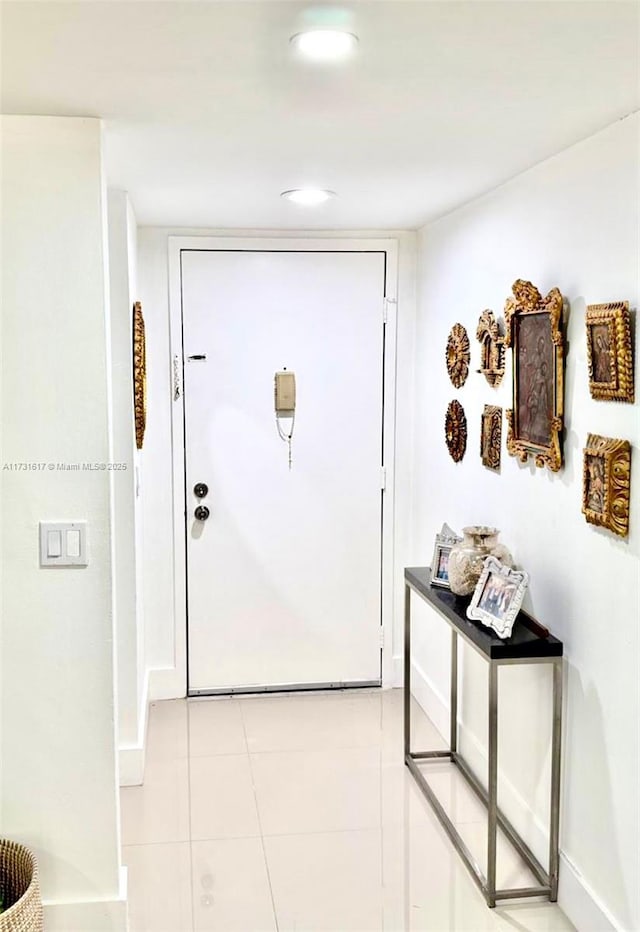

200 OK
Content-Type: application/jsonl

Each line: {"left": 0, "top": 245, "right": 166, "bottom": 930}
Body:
{"left": 504, "top": 280, "right": 565, "bottom": 472}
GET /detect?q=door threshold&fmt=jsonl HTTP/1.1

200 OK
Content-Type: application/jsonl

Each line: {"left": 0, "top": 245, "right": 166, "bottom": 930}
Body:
{"left": 188, "top": 679, "right": 381, "bottom": 698}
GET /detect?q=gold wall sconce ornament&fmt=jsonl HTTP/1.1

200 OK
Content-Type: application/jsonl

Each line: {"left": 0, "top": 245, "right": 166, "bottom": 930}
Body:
{"left": 445, "top": 400, "right": 467, "bottom": 462}
{"left": 582, "top": 434, "right": 631, "bottom": 537}
{"left": 476, "top": 310, "right": 505, "bottom": 387}
{"left": 586, "top": 301, "right": 634, "bottom": 403}
{"left": 504, "top": 279, "right": 565, "bottom": 472}
{"left": 446, "top": 323, "right": 471, "bottom": 388}
{"left": 132, "top": 301, "right": 147, "bottom": 450}
{"left": 480, "top": 405, "right": 502, "bottom": 471}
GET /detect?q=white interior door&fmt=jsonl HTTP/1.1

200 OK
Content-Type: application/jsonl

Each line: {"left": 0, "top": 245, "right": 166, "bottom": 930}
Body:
{"left": 182, "top": 249, "right": 386, "bottom": 693}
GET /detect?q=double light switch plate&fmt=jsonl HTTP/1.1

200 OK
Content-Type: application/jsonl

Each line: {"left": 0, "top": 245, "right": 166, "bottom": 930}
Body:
{"left": 39, "top": 521, "right": 88, "bottom": 567}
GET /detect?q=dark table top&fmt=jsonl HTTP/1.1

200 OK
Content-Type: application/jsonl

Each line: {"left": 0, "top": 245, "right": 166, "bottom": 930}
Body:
{"left": 405, "top": 567, "right": 563, "bottom": 660}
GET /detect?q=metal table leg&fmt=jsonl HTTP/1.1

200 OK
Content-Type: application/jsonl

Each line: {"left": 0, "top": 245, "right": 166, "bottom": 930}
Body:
{"left": 549, "top": 657, "right": 563, "bottom": 901}
{"left": 487, "top": 662, "right": 499, "bottom": 907}
{"left": 404, "top": 583, "right": 411, "bottom": 758}
{"left": 450, "top": 630, "right": 458, "bottom": 754}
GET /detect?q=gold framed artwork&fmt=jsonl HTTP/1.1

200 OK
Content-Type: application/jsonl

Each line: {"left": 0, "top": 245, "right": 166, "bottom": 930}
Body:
{"left": 476, "top": 310, "right": 505, "bottom": 387}
{"left": 445, "top": 400, "right": 467, "bottom": 462}
{"left": 504, "top": 279, "right": 565, "bottom": 472}
{"left": 480, "top": 405, "right": 502, "bottom": 471}
{"left": 446, "top": 323, "right": 470, "bottom": 388}
{"left": 586, "top": 302, "right": 634, "bottom": 403}
{"left": 132, "top": 301, "right": 147, "bottom": 450}
{"left": 582, "top": 434, "right": 631, "bottom": 538}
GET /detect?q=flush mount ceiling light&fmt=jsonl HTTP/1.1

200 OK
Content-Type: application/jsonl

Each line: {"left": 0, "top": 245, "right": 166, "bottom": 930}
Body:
{"left": 280, "top": 189, "right": 337, "bottom": 206}
{"left": 289, "top": 29, "right": 358, "bottom": 61}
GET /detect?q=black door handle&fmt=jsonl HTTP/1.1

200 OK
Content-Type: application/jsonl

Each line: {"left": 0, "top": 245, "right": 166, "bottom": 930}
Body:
{"left": 194, "top": 505, "right": 210, "bottom": 521}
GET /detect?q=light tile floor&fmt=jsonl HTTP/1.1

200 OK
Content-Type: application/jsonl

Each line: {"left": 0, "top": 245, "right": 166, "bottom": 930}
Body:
{"left": 121, "top": 689, "right": 575, "bottom": 932}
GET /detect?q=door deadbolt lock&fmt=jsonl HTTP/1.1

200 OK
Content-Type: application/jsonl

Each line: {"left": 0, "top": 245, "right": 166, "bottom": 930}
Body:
{"left": 194, "top": 482, "right": 209, "bottom": 499}
{"left": 194, "top": 505, "right": 210, "bottom": 522}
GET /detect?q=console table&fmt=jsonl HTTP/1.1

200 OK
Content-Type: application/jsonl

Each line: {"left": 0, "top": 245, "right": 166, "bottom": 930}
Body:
{"left": 404, "top": 566, "right": 563, "bottom": 908}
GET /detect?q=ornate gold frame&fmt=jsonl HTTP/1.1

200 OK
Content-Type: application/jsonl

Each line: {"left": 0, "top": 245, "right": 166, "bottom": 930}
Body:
{"left": 476, "top": 310, "right": 505, "bottom": 387}
{"left": 480, "top": 405, "right": 502, "bottom": 471}
{"left": 582, "top": 434, "right": 631, "bottom": 537}
{"left": 586, "top": 302, "right": 634, "bottom": 403}
{"left": 446, "top": 323, "right": 470, "bottom": 388}
{"left": 445, "top": 400, "right": 467, "bottom": 462}
{"left": 505, "top": 280, "right": 564, "bottom": 472}
{"left": 132, "top": 301, "right": 147, "bottom": 450}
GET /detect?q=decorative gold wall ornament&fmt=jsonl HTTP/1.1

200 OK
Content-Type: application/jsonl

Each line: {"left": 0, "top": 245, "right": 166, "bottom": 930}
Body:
{"left": 582, "top": 434, "right": 631, "bottom": 537}
{"left": 446, "top": 323, "right": 471, "bottom": 388}
{"left": 480, "top": 405, "right": 502, "bottom": 470}
{"left": 132, "top": 301, "right": 147, "bottom": 450}
{"left": 586, "top": 302, "right": 634, "bottom": 403}
{"left": 445, "top": 400, "right": 467, "bottom": 462}
{"left": 504, "top": 279, "right": 565, "bottom": 472}
{"left": 476, "top": 310, "right": 505, "bottom": 387}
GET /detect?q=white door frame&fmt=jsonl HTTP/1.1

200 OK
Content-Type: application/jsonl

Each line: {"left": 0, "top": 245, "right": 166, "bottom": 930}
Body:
{"left": 167, "top": 235, "right": 399, "bottom": 695}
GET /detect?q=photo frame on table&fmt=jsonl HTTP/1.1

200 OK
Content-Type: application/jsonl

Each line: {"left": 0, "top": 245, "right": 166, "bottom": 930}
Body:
{"left": 466, "top": 556, "right": 529, "bottom": 639}
{"left": 430, "top": 524, "right": 462, "bottom": 590}
{"left": 582, "top": 433, "right": 631, "bottom": 538}
{"left": 586, "top": 302, "right": 634, "bottom": 403}
{"left": 504, "top": 280, "right": 565, "bottom": 472}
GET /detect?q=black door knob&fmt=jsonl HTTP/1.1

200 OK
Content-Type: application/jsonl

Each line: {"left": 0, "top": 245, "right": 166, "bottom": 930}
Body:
{"left": 194, "top": 482, "right": 209, "bottom": 498}
{"left": 194, "top": 505, "right": 210, "bottom": 521}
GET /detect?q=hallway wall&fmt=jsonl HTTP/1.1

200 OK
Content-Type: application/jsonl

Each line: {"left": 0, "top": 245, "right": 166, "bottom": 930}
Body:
{"left": 1, "top": 116, "right": 126, "bottom": 929}
{"left": 108, "top": 189, "right": 149, "bottom": 786}
{"left": 411, "top": 114, "right": 639, "bottom": 931}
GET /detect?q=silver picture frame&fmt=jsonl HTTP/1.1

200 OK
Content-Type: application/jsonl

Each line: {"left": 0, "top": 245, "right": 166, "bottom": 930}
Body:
{"left": 466, "top": 556, "right": 529, "bottom": 638}
{"left": 430, "top": 524, "right": 462, "bottom": 589}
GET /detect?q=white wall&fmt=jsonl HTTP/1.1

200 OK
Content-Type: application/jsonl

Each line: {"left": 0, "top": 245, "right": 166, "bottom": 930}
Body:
{"left": 137, "top": 227, "right": 417, "bottom": 698}
{"left": 412, "top": 114, "right": 639, "bottom": 932}
{"left": 107, "top": 189, "right": 148, "bottom": 785}
{"left": 1, "top": 116, "right": 126, "bottom": 930}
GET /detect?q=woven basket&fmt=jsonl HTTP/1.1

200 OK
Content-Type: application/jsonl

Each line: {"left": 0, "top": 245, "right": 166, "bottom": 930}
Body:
{"left": 0, "top": 841, "right": 43, "bottom": 932}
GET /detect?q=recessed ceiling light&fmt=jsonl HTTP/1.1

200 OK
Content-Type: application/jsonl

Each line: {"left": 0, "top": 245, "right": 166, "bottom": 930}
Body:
{"left": 290, "top": 29, "right": 358, "bottom": 62}
{"left": 281, "top": 189, "right": 337, "bottom": 206}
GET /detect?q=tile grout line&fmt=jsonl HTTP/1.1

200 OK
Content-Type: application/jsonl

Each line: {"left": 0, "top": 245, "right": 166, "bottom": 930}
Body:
{"left": 239, "top": 698, "right": 281, "bottom": 932}
{"left": 186, "top": 700, "right": 196, "bottom": 932}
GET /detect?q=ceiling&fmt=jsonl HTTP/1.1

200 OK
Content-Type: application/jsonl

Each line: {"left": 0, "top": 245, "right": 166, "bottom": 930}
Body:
{"left": 1, "top": 1, "right": 638, "bottom": 230}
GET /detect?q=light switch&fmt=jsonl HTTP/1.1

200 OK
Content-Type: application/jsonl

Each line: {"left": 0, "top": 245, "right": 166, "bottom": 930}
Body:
{"left": 47, "top": 530, "right": 62, "bottom": 558}
{"left": 66, "top": 530, "right": 81, "bottom": 558}
{"left": 40, "top": 522, "right": 88, "bottom": 567}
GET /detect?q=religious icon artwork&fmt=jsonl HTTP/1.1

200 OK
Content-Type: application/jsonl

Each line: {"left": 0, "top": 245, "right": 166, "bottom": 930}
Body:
{"left": 132, "top": 301, "right": 147, "bottom": 450}
{"left": 586, "top": 302, "right": 634, "bottom": 403}
{"left": 504, "top": 280, "right": 565, "bottom": 472}
{"left": 480, "top": 405, "right": 502, "bottom": 471}
{"left": 582, "top": 434, "right": 631, "bottom": 538}
{"left": 476, "top": 310, "right": 505, "bottom": 387}
{"left": 446, "top": 323, "right": 471, "bottom": 388}
{"left": 445, "top": 400, "right": 467, "bottom": 462}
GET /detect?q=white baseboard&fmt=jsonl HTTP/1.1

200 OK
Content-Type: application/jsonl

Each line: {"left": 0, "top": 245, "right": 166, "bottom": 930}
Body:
{"left": 44, "top": 899, "right": 127, "bottom": 932}
{"left": 409, "top": 658, "right": 620, "bottom": 932}
{"left": 118, "top": 670, "right": 150, "bottom": 787}
{"left": 44, "top": 869, "right": 128, "bottom": 932}
{"left": 391, "top": 653, "right": 404, "bottom": 688}
{"left": 148, "top": 664, "right": 185, "bottom": 701}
